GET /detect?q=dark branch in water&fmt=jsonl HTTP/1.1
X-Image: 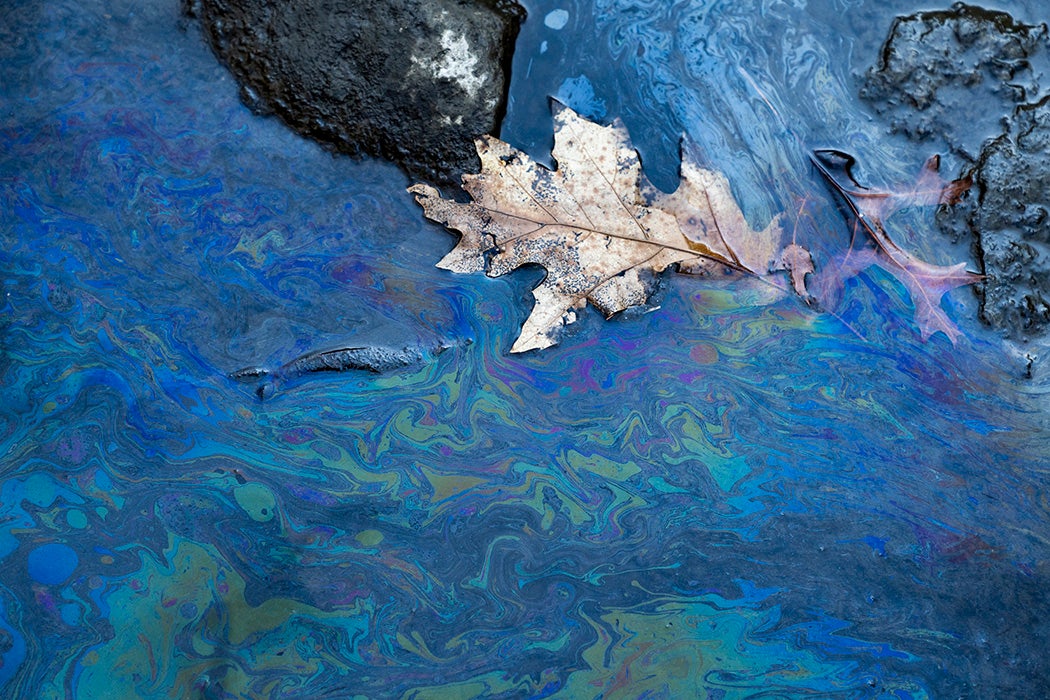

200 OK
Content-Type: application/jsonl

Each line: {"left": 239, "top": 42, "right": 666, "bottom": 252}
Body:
{"left": 228, "top": 342, "right": 459, "bottom": 399}
{"left": 284, "top": 346, "right": 420, "bottom": 376}
{"left": 229, "top": 366, "right": 272, "bottom": 380}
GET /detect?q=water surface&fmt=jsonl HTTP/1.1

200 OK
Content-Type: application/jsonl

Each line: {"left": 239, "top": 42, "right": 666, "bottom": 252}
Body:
{"left": 3, "top": 0, "right": 1050, "bottom": 697}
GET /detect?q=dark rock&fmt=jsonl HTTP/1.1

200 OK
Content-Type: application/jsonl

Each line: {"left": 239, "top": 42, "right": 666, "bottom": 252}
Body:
{"left": 863, "top": 3, "right": 1050, "bottom": 338}
{"left": 861, "top": 3, "right": 1050, "bottom": 157}
{"left": 185, "top": 0, "right": 524, "bottom": 186}
{"left": 967, "top": 96, "right": 1050, "bottom": 336}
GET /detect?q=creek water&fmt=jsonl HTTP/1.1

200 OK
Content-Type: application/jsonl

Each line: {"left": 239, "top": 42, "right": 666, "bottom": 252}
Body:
{"left": 2, "top": 0, "right": 1049, "bottom": 697}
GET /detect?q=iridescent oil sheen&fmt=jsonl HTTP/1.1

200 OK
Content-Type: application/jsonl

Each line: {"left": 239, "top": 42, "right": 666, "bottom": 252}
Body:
{"left": 3, "top": 0, "right": 1049, "bottom": 698}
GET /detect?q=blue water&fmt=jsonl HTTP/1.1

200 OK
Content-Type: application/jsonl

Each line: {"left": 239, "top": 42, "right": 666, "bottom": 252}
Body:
{"left": 3, "top": 0, "right": 1050, "bottom": 697}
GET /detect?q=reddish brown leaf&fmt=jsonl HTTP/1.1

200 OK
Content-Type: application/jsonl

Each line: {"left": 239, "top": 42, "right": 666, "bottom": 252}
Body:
{"left": 778, "top": 243, "right": 816, "bottom": 299}
{"left": 812, "top": 150, "right": 981, "bottom": 343}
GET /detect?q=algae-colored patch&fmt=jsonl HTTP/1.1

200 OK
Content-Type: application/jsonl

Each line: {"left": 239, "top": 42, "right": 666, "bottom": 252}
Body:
{"left": 74, "top": 538, "right": 372, "bottom": 699}
{"left": 233, "top": 482, "right": 277, "bottom": 522}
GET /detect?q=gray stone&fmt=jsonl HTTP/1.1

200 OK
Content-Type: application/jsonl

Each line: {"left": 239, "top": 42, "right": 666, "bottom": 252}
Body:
{"left": 968, "top": 96, "right": 1050, "bottom": 337}
{"left": 185, "top": 0, "right": 524, "bottom": 186}
{"left": 861, "top": 3, "right": 1049, "bottom": 158}
{"left": 863, "top": 3, "right": 1050, "bottom": 339}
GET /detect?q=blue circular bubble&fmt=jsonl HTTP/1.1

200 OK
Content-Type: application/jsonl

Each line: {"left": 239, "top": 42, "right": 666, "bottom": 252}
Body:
{"left": 27, "top": 543, "right": 78, "bottom": 585}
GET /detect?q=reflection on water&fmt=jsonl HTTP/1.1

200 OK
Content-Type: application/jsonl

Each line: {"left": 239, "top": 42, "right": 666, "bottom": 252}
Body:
{"left": 3, "top": 0, "right": 1050, "bottom": 697}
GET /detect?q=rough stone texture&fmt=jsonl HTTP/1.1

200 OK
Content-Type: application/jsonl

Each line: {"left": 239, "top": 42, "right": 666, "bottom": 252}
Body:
{"left": 861, "top": 3, "right": 1049, "bottom": 158}
{"left": 864, "top": 3, "right": 1050, "bottom": 338}
{"left": 968, "top": 96, "right": 1050, "bottom": 336}
{"left": 186, "top": 0, "right": 524, "bottom": 186}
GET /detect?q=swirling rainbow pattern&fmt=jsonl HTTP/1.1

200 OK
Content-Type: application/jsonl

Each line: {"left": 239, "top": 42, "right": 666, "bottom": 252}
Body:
{"left": 3, "top": 0, "right": 1049, "bottom": 697}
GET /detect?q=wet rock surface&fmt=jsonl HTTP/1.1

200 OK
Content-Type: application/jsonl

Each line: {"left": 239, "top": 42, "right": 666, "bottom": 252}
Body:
{"left": 968, "top": 96, "right": 1050, "bottom": 336}
{"left": 864, "top": 3, "right": 1050, "bottom": 338}
{"left": 186, "top": 0, "right": 524, "bottom": 186}
{"left": 861, "top": 3, "right": 1049, "bottom": 157}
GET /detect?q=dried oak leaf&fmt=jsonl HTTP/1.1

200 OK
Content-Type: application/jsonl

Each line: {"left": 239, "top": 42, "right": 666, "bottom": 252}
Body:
{"left": 409, "top": 104, "right": 790, "bottom": 352}
{"left": 812, "top": 150, "right": 980, "bottom": 343}
{"left": 778, "top": 243, "right": 816, "bottom": 299}
{"left": 643, "top": 155, "right": 786, "bottom": 277}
